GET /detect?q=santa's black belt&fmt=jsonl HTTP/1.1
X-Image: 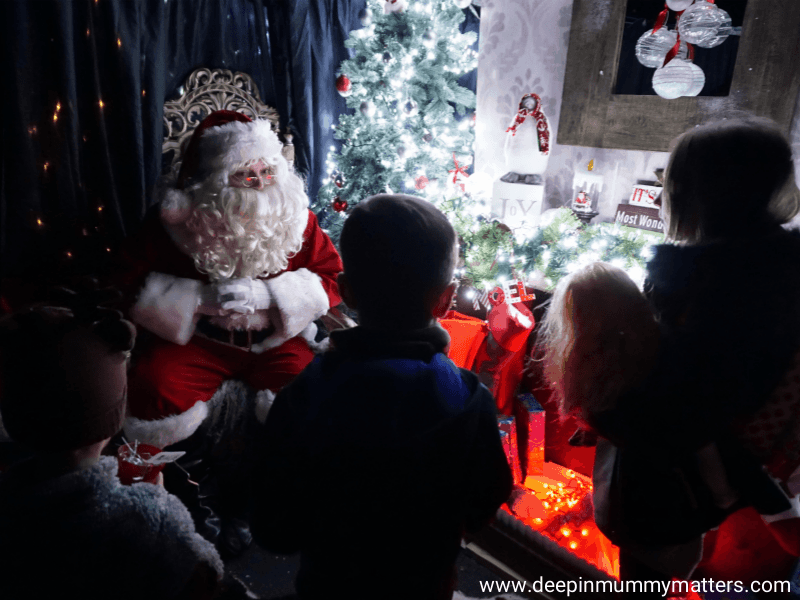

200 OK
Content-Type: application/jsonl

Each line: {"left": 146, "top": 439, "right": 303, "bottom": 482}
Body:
{"left": 195, "top": 318, "right": 274, "bottom": 351}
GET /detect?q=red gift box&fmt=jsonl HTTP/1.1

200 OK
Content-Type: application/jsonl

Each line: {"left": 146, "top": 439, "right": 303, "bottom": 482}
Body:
{"left": 515, "top": 393, "right": 545, "bottom": 477}
{"left": 497, "top": 415, "right": 523, "bottom": 484}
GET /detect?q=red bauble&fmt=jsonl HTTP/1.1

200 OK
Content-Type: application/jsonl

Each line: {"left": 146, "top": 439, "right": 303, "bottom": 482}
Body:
{"left": 332, "top": 197, "right": 348, "bottom": 212}
{"left": 414, "top": 175, "right": 429, "bottom": 190}
{"left": 335, "top": 75, "right": 352, "bottom": 97}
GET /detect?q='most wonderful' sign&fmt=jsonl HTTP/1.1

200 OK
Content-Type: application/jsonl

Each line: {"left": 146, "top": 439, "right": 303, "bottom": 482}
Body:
{"left": 614, "top": 203, "right": 664, "bottom": 233}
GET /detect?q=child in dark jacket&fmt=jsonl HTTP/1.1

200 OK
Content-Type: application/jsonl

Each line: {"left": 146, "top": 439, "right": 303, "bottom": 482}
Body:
{"left": 249, "top": 194, "right": 513, "bottom": 600}
{"left": 0, "top": 297, "right": 224, "bottom": 600}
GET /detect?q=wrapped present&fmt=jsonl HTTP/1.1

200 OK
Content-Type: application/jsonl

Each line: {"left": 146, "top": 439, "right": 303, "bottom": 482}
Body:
{"left": 515, "top": 393, "right": 545, "bottom": 477}
{"left": 498, "top": 415, "right": 523, "bottom": 484}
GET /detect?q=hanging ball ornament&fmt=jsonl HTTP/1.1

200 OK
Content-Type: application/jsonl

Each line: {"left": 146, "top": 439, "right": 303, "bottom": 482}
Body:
{"left": 397, "top": 145, "right": 406, "bottom": 158}
{"left": 678, "top": 1, "right": 732, "bottom": 48}
{"left": 422, "top": 131, "right": 433, "bottom": 143}
{"left": 414, "top": 175, "right": 429, "bottom": 190}
{"left": 454, "top": 0, "right": 472, "bottom": 8}
{"left": 332, "top": 197, "right": 348, "bottom": 212}
{"left": 359, "top": 100, "right": 376, "bottom": 117}
{"left": 358, "top": 7, "right": 373, "bottom": 27}
{"left": 683, "top": 62, "right": 706, "bottom": 97}
{"left": 403, "top": 99, "right": 419, "bottom": 116}
{"left": 635, "top": 28, "right": 678, "bottom": 69}
{"left": 422, "top": 29, "right": 436, "bottom": 44}
{"left": 334, "top": 173, "right": 345, "bottom": 188}
{"left": 335, "top": 74, "right": 352, "bottom": 97}
{"left": 652, "top": 58, "right": 694, "bottom": 99}
{"left": 666, "top": 0, "right": 695, "bottom": 10}
{"left": 382, "top": 51, "right": 393, "bottom": 64}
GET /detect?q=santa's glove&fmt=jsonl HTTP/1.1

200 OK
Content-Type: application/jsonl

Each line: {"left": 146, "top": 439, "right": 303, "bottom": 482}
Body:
{"left": 216, "top": 278, "right": 272, "bottom": 315}
{"left": 195, "top": 280, "right": 251, "bottom": 316}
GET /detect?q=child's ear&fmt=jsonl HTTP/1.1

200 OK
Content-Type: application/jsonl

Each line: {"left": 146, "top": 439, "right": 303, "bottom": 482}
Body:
{"left": 432, "top": 282, "right": 457, "bottom": 319}
{"left": 337, "top": 273, "right": 358, "bottom": 310}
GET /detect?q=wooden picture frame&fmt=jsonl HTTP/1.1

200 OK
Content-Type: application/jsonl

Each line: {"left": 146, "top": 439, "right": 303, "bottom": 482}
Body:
{"left": 557, "top": 0, "right": 800, "bottom": 152}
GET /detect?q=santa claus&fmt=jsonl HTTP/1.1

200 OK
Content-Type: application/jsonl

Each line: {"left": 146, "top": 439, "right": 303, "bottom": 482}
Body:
{"left": 116, "top": 109, "right": 342, "bottom": 450}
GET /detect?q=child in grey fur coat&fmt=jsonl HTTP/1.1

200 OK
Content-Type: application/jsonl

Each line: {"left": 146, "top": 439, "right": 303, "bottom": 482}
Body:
{"left": 0, "top": 295, "right": 224, "bottom": 600}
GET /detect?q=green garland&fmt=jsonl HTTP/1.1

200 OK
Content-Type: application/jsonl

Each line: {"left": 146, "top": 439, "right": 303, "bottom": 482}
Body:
{"left": 444, "top": 205, "right": 665, "bottom": 291}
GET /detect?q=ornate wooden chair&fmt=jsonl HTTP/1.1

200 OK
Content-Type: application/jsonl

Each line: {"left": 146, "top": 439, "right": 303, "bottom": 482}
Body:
{"left": 162, "top": 67, "right": 294, "bottom": 171}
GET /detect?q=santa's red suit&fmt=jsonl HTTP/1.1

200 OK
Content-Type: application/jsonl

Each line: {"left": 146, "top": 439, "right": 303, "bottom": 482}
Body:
{"left": 116, "top": 111, "right": 342, "bottom": 449}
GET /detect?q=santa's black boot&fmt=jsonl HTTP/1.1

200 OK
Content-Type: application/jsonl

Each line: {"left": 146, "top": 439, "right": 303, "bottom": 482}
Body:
{"left": 215, "top": 471, "right": 253, "bottom": 558}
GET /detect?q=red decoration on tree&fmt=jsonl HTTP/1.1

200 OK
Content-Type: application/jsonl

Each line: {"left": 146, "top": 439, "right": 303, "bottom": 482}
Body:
{"left": 448, "top": 153, "right": 469, "bottom": 190}
{"left": 414, "top": 175, "right": 429, "bottom": 190}
{"left": 332, "top": 197, "right": 348, "bottom": 212}
{"left": 335, "top": 75, "right": 352, "bottom": 97}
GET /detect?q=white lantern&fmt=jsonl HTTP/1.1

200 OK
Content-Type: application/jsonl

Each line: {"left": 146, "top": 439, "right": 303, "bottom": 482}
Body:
{"left": 666, "top": 0, "right": 695, "bottom": 10}
{"left": 683, "top": 62, "right": 706, "bottom": 96}
{"left": 678, "top": 1, "right": 732, "bottom": 48}
{"left": 652, "top": 59, "right": 694, "bottom": 99}
{"left": 636, "top": 29, "right": 689, "bottom": 69}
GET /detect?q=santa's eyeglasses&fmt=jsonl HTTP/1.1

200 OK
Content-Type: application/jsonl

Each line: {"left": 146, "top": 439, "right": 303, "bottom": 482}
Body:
{"left": 229, "top": 161, "right": 276, "bottom": 190}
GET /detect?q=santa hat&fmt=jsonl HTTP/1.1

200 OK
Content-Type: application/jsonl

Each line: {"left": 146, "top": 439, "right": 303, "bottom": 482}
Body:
{"left": 0, "top": 295, "right": 136, "bottom": 451}
{"left": 160, "top": 110, "right": 285, "bottom": 223}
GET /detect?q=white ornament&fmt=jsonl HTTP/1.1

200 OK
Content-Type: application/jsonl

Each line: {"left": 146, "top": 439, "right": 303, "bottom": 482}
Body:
{"left": 666, "top": 0, "right": 695, "bottom": 10}
{"left": 683, "top": 62, "right": 706, "bottom": 96}
{"left": 635, "top": 28, "right": 677, "bottom": 69}
{"left": 454, "top": 0, "right": 472, "bottom": 8}
{"left": 652, "top": 59, "right": 694, "bottom": 99}
{"left": 635, "top": 29, "right": 689, "bottom": 69}
{"left": 503, "top": 93, "right": 551, "bottom": 176}
{"left": 678, "top": 1, "right": 732, "bottom": 48}
{"left": 382, "top": 0, "right": 406, "bottom": 14}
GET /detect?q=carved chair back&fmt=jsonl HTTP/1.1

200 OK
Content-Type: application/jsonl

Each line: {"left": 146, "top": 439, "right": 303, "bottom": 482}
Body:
{"left": 162, "top": 67, "right": 294, "bottom": 172}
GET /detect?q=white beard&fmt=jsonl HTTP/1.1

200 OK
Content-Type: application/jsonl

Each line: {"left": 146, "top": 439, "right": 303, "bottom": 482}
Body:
{"left": 184, "top": 175, "right": 308, "bottom": 281}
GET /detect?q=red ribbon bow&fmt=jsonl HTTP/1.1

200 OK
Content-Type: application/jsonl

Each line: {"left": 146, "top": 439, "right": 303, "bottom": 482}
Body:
{"left": 448, "top": 154, "right": 469, "bottom": 189}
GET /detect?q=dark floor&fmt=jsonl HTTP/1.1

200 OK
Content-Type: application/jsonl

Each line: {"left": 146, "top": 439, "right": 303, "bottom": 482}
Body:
{"left": 225, "top": 540, "right": 536, "bottom": 599}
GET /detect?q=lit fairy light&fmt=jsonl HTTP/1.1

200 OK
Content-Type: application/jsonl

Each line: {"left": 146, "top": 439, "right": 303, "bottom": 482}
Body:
{"left": 99, "top": 99, "right": 104, "bottom": 109}
{"left": 37, "top": 218, "right": 43, "bottom": 226}
{"left": 117, "top": 38, "right": 122, "bottom": 48}
{"left": 43, "top": 162, "right": 50, "bottom": 172}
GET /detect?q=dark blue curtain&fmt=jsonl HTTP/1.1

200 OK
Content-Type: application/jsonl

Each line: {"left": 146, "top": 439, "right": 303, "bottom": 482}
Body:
{"left": 0, "top": 0, "right": 477, "bottom": 287}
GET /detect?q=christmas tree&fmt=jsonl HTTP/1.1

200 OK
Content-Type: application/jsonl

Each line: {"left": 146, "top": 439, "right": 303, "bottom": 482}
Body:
{"left": 314, "top": 0, "right": 478, "bottom": 243}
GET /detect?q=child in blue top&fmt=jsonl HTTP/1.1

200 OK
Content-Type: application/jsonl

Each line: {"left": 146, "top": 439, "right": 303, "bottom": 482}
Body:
{"left": 249, "top": 194, "right": 512, "bottom": 600}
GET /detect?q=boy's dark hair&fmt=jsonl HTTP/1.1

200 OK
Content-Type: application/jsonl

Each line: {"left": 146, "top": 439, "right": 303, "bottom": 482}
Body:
{"left": 340, "top": 194, "right": 457, "bottom": 328}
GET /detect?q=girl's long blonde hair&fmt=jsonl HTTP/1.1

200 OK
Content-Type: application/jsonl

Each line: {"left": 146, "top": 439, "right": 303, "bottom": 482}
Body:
{"left": 538, "top": 263, "right": 660, "bottom": 424}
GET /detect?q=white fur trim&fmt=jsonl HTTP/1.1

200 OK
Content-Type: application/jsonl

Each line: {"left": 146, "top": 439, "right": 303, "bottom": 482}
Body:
{"left": 130, "top": 273, "right": 202, "bottom": 345}
{"left": 254, "top": 389, "right": 276, "bottom": 424}
{"left": 158, "top": 188, "right": 193, "bottom": 225}
{"left": 198, "top": 119, "right": 285, "bottom": 178}
{"left": 264, "top": 268, "right": 330, "bottom": 341}
{"left": 122, "top": 399, "right": 209, "bottom": 448}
